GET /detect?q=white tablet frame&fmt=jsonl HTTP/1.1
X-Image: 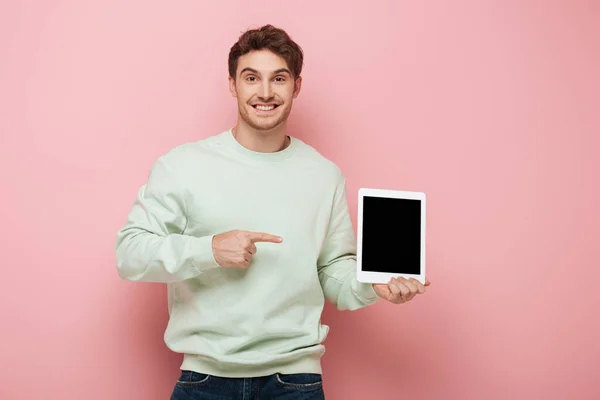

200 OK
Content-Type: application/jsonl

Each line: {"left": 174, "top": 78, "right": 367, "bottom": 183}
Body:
{"left": 356, "top": 188, "right": 427, "bottom": 285}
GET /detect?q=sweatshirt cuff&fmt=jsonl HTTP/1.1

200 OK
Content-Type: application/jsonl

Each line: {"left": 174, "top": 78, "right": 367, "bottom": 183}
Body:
{"left": 354, "top": 281, "right": 379, "bottom": 302}
{"left": 191, "top": 235, "right": 222, "bottom": 272}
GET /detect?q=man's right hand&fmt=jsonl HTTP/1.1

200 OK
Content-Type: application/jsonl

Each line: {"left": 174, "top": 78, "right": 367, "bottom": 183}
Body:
{"left": 211, "top": 230, "right": 283, "bottom": 268}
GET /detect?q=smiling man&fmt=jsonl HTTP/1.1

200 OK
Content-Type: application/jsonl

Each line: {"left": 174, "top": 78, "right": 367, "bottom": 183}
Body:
{"left": 115, "top": 24, "right": 429, "bottom": 400}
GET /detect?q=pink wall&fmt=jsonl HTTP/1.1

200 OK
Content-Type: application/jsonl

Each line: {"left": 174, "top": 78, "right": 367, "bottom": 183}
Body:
{"left": 2, "top": 1, "right": 598, "bottom": 399}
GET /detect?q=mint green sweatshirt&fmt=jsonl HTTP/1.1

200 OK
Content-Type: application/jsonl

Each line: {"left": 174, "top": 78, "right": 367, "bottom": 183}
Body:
{"left": 115, "top": 128, "right": 378, "bottom": 377}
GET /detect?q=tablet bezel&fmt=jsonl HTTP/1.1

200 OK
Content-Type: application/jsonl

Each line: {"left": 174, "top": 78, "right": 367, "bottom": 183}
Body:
{"left": 356, "top": 188, "right": 426, "bottom": 285}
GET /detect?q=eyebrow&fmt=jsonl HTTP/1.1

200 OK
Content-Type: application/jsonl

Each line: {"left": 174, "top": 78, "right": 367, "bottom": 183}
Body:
{"left": 239, "top": 67, "right": 292, "bottom": 77}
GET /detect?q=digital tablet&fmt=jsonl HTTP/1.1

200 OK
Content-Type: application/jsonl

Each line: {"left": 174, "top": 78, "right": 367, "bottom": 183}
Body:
{"left": 356, "top": 188, "right": 426, "bottom": 285}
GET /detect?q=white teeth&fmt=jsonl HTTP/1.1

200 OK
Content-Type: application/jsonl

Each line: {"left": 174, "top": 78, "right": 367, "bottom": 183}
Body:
{"left": 255, "top": 105, "right": 275, "bottom": 111}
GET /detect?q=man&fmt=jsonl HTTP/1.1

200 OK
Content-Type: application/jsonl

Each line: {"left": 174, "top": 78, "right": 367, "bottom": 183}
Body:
{"left": 115, "top": 24, "right": 430, "bottom": 400}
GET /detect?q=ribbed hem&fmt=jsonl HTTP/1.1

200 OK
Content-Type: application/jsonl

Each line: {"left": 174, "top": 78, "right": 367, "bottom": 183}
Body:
{"left": 354, "top": 282, "right": 379, "bottom": 303}
{"left": 191, "top": 235, "right": 221, "bottom": 272}
{"left": 180, "top": 347, "right": 325, "bottom": 378}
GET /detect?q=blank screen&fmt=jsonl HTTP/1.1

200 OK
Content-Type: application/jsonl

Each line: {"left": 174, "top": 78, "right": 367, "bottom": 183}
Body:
{"left": 361, "top": 196, "right": 422, "bottom": 274}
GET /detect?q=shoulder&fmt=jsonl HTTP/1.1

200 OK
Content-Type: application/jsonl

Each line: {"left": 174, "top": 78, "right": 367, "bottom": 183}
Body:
{"left": 156, "top": 131, "right": 227, "bottom": 171}
{"left": 292, "top": 137, "right": 346, "bottom": 185}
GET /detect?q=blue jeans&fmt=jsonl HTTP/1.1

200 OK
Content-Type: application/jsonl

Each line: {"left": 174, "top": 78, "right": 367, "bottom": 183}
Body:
{"left": 170, "top": 370, "right": 325, "bottom": 399}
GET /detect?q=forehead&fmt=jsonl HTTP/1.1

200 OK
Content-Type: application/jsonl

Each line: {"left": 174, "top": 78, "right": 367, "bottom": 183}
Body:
{"left": 236, "top": 49, "right": 290, "bottom": 75}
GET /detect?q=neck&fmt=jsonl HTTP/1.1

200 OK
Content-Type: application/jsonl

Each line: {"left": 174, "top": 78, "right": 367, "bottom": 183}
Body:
{"left": 231, "top": 119, "right": 290, "bottom": 153}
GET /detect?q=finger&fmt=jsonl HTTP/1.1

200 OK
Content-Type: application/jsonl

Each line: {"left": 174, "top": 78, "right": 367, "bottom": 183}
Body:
{"left": 409, "top": 278, "right": 426, "bottom": 294}
{"left": 372, "top": 283, "right": 391, "bottom": 299}
{"left": 388, "top": 279, "right": 401, "bottom": 296}
{"left": 248, "top": 243, "right": 257, "bottom": 255}
{"left": 425, "top": 279, "right": 431, "bottom": 286}
{"left": 396, "top": 278, "right": 416, "bottom": 301}
{"left": 401, "top": 278, "right": 420, "bottom": 297}
{"left": 393, "top": 279, "right": 411, "bottom": 297}
{"left": 246, "top": 232, "right": 283, "bottom": 243}
{"left": 387, "top": 279, "right": 403, "bottom": 302}
{"left": 390, "top": 279, "right": 409, "bottom": 303}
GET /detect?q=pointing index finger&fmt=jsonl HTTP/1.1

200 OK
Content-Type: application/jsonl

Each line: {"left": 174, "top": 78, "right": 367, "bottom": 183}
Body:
{"left": 247, "top": 232, "right": 283, "bottom": 243}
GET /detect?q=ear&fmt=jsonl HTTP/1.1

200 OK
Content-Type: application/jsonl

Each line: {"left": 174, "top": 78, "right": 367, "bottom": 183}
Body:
{"left": 228, "top": 76, "right": 237, "bottom": 98}
{"left": 292, "top": 76, "right": 302, "bottom": 99}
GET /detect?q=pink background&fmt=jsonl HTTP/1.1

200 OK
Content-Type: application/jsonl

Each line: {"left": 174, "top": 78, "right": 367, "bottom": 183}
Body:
{"left": 1, "top": 1, "right": 599, "bottom": 399}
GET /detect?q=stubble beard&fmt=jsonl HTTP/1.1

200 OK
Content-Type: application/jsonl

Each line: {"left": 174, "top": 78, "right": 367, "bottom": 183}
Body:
{"left": 238, "top": 101, "right": 292, "bottom": 132}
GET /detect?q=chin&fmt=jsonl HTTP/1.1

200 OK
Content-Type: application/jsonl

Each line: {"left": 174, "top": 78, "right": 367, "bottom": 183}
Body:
{"left": 243, "top": 115, "right": 284, "bottom": 132}
{"left": 251, "top": 121, "right": 283, "bottom": 132}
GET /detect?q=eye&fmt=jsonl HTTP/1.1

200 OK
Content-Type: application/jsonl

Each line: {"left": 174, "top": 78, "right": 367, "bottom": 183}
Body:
{"left": 246, "top": 76, "right": 257, "bottom": 82}
{"left": 275, "top": 76, "right": 286, "bottom": 82}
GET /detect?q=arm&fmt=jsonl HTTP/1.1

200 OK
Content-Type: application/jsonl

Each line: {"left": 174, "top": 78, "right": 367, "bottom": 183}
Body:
{"left": 115, "top": 156, "right": 220, "bottom": 283}
{"left": 317, "top": 172, "right": 378, "bottom": 311}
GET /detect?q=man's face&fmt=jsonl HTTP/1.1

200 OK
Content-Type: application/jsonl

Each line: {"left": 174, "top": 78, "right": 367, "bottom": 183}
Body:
{"left": 229, "top": 49, "right": 301, "bottom": 132}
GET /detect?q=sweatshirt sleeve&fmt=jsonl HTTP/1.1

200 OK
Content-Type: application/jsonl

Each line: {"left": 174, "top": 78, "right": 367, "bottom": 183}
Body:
{"left": 115, "top": 156, "right": 221, "bottom": 283}
{"left": 317, "top": 172, "right": 379, "bottom": 311}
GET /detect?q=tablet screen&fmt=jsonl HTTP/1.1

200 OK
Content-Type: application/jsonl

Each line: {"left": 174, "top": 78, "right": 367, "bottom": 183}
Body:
{"left": 361, "top": 196, "right": 422, "bottom": 274}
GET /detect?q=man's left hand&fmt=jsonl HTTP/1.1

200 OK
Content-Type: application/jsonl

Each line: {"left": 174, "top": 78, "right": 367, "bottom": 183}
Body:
{"left": 372, "top": 277, "right": 430, "bottom": 304}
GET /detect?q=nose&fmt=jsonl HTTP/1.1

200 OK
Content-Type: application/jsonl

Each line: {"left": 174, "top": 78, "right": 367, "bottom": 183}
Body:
{"left": 259, "top": 80, "right": 273, "bottom": 100}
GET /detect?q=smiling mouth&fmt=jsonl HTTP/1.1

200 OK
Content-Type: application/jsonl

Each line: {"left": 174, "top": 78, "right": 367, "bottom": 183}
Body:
{"left": 252, "top": 104, "right": 280, "bottom": 111}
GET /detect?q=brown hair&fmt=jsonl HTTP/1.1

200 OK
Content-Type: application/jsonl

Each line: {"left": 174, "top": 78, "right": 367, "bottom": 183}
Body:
{"left": 228, "top": 24, "right": 304, "bottom": 80}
